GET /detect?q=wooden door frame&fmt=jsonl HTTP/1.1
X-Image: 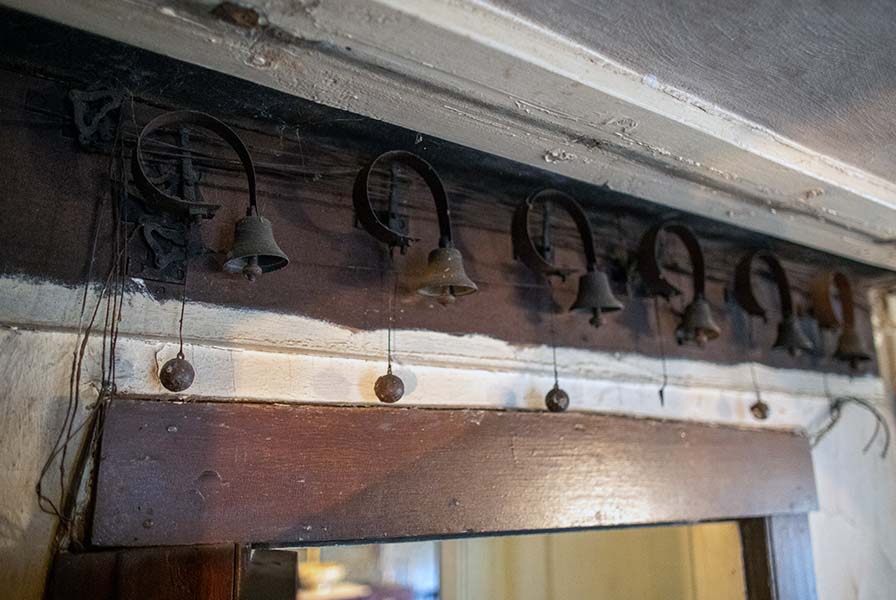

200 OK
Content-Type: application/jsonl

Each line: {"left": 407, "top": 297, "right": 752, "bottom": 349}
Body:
{"left": 51, "top": 398, "right": 819, "bottom": 599}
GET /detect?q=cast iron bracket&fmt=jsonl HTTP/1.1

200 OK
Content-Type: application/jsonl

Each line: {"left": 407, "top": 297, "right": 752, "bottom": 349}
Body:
{"left": 125, "top": 127, "right": 207, "bottom": 284}
{"left": 70, "top": 88, "right": 124, "bottom": 148}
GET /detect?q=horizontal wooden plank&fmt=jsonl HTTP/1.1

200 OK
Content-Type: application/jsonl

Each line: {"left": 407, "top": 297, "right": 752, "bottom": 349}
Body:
{"left": 91, "top": 399, "right": 817, "bottom": 547}
{"left": 46, "top": 545, "right": 236, "bottom": 600}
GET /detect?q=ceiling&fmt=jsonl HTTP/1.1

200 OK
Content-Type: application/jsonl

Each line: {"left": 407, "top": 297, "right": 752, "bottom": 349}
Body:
{"left": 494, "top": 0, "right": 896, "bottom": 180}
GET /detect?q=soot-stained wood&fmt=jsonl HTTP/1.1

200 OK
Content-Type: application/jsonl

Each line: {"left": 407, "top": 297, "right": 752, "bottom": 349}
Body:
{"left": 0, "top": 10, "right": 889, "bottom": 373}
{"left": 91, "top": 399, "right": 817, "bottom": 547}
{"left": 46, "top": 545, "right": 237, "bottom": 600}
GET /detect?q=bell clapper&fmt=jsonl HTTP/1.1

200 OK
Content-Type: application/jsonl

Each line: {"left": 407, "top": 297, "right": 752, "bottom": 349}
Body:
{"left": 243, "top": 255, "right": 262, "bottom": 282}
{"left": 695, "top": 330, "right": 708, "bottom": 348}
{"left": 589, "top": 307, "right": 603, "bottom": 328}
{"left": 437, "top": 286, "right": 457, "bottom": 306}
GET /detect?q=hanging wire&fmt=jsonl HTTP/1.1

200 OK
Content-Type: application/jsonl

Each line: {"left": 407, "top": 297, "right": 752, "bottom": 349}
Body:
{"left": 36, "top": 91, "right": 134, "bottom": 547}
{"left": 653, "top": 297, "right": 668, "bottom": 406}
{"left": 811, "top": 396, "right": 891, "bottom": 458}
{"left": 546, "top": 279, "right": 560, "bottom": 389}
{"left": 177, "top": 226, "right": 190, "bottom": 360}
{"left": 386, "top": 266, "right": 397, "bottom": 375}
{"left": 810, "top": 374, "right": 891, "bottom": 458}
{"left": 749, "top": 362, "right": 762, "bottom": 404}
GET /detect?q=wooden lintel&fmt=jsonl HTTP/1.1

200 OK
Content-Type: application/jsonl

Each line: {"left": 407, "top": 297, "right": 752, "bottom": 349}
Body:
{"left": 91, "top": 399, "right": 817, "bottom": 547}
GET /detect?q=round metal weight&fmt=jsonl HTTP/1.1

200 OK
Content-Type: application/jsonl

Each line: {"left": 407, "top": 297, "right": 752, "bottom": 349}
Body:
{"left": 374, "top": 372, "right": 405, "bottom": 404}
{"left": 545, "top": 386, "right": 570, "bottom": 412}
{"left": 159, "top": 354, "right": 195, "bottom": 392}
{"left": 750, "top": 400, "right": 770, "bottom": 420}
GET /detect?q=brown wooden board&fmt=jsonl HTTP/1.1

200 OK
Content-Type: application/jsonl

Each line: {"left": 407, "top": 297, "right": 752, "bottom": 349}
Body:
{"left": 91, "top": 399, "right": 817, "bottom": 547}
{"left": 46, "top": 545, "right": 236, "bottom": 600}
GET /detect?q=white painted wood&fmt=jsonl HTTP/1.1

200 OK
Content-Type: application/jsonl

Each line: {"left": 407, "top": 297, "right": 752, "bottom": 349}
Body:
{"left": 4, "top": 0, "right": 896, "bottom": 269}
{"left": 2, "top": 276, "right": 895, "bottom": 600}
{"left": 0, "top": 277, "right": 886, "bottom": 409}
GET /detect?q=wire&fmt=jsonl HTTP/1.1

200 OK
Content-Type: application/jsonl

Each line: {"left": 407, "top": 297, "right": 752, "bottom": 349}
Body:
{"left": 386, "top": 268, "right": 397, "bottom": 374}
{"left": 35, "top": 90, "right": 134, "bottom": 549}
{"left": 810, "top": 396, "right": 891, "bottom": 458}
{"left": 749, "top": 362, "right": 763, "bottom": 407}
{"left": 546, "top": 280, "right": 560, "bottom": 388}
{"left": 653, "top": 297, "right": 668, "bottom": 406}
{"left": 177, "top": 226, "right": 190, "bottom": 358}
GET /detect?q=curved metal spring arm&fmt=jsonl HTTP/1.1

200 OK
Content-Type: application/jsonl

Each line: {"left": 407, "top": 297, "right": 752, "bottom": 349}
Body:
{"left": 352, "top": 150, "right": 452, "bottom": 251}
{"left": 511, "top": 189, "right": 599, "bottom": 279}
{"left": 733, "top": 250, "right": 795, "bottom": 322}
{"left": 637, "top": 220, "right": 707, "bottom": 300}
{"left": 132, "top": 110, "right": 257, "bottom": 219}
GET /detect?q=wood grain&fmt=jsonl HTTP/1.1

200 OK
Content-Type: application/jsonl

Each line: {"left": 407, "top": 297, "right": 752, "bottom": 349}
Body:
{"left": 0, "top": 37, "right": 887, "bottom": 375}
{"left": 91, "top": 399, "right": 817, "bottom": 547}
{"left": 46, "top": 545, "right": 236, "bottom": 600}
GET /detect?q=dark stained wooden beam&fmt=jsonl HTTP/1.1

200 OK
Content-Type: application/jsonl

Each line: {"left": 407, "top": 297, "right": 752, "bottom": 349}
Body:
{"left": 0, "top": 30, "right": 887, "bottom": 376}
{"left": 740, "top": 514, "right": 818, "bottom": 600}
{"left": 45, "top": 545, "right": 237, "bottom": 600}
{"left": 91, "top": 399, "right": 817, "bottom": 547}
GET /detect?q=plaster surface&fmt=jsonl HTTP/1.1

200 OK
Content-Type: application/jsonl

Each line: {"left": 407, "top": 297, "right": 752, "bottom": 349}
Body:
{"left": 1, "top": 276, "right": 895, "bottom": 600}
{"left": 493, "top": 0, "right": 896, "bottom": 182}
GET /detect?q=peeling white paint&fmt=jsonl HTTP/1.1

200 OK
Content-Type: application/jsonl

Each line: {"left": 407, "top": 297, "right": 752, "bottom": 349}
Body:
{"left": 1, "top": 275, "right": 895, "bottom": 600}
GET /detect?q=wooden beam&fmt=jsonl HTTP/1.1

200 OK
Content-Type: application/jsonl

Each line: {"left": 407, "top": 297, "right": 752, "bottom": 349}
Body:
{"left": 5, "top": 0, "right": 896, "bottom": 269}
{"left": 45, "top": 545, "right": 237, "bottom": 600}
{"left": 740, "top": 514, "right": 818, "bottom": 600}
{"left": 91, "top": 399, "right": 817, "bottom": 547}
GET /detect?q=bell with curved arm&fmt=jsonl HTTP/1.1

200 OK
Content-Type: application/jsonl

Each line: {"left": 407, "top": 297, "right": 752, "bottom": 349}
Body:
{"left": 511, "top": 189, "right": 623, "bottom": 327}
{"left": 638, "top": 221, "right": 719, "bottom": 347}
{"left": 353, "top": 150, "right": 477, "bottom": 304}
{"left": 810, "top": 271, "right": 872, "bottom": 370}
{"left": 133, "top": 110, "right": 288, "bottom": 282}
{"left": 734, "top": 250, "right": 813, "bottom": 356}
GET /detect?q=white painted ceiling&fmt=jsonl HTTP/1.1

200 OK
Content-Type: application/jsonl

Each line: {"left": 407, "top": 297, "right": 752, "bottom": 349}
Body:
{"left": 493, "top": 0, "right": 896, "bottom": 180}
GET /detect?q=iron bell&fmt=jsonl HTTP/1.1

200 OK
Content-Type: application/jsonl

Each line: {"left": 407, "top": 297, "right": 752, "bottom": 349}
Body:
{"left": 676, "top": 295, "right": 720, "bottom": 347}
{"left": 417, "top": 246, "right": 478, "bottom": 303}
{"left": 834, "top": 326, "right": 872, "bottom": 370}
{"left": 773, "top": 316, "right": 814, "bottom": 356}
{"left": 570, "top": 269, "right": 624, "bottom": 327}
{"left": 224, "top": 215, "right": 289, "bottom": 281}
